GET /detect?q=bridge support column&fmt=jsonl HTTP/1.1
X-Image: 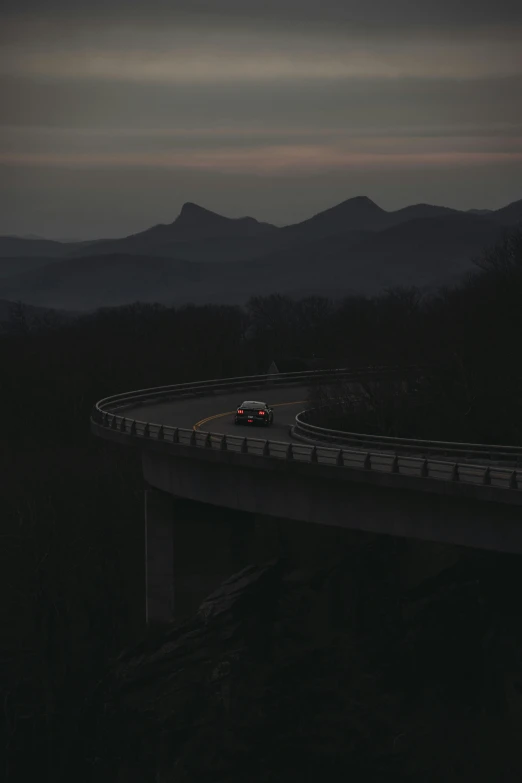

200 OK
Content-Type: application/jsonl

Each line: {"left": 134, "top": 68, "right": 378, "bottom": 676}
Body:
{"left": 145, "top": 489, "right": 266, "bottom": 623}
{"left": 167, "top": 501, "right": 256, "bottom": 617}
{"left": 145, "top": 488, "right": 175, "bottom": 624}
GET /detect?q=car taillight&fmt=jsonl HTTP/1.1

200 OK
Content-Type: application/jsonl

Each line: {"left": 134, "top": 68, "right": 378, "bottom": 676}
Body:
{"left": 258, "top": 410, "right": 265, "bottom": 415}
{"left": 238, "top": 409, "right": 244, "bottom": 414}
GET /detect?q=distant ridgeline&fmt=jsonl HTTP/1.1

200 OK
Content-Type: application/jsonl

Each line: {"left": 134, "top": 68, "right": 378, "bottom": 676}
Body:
{"left": 0, "top": 196, "right": 520, "bottom": 312}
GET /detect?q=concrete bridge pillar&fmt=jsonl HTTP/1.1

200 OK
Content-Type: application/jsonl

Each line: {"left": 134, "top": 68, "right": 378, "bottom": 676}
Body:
{"left": 145, "top": 488, "right": 175, "bottom": 624}
{"left": 145, "top": 489, "right": 268, "bottom": 623}
{"left": 143, "top": 488, "right": 351, "bottom": 625}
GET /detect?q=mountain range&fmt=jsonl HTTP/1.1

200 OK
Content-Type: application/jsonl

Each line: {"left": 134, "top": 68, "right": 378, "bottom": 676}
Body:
{"left": 0, "top": 196, "right": 520, "bottom": 312}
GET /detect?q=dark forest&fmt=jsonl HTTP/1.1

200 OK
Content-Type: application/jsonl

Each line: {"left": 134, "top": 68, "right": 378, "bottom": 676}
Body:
{"left": 2, "top": 228, "right": 522, "bottom": 781}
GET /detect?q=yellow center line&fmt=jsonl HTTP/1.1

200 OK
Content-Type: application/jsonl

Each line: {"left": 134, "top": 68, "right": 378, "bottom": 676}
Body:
{"left": 193, "top": 400, "right": 307, "bottom": 430}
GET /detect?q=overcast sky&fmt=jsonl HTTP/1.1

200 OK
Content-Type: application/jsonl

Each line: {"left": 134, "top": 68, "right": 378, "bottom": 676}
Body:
{"left": 1, "top": 1, "right": 521, "bottom": 238}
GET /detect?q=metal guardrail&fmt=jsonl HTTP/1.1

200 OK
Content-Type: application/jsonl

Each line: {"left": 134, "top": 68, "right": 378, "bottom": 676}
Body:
{"left": 92, "top": 415, "right": 521, "bottom": 492}
{"left": 294, "top": 406, "right": 522, "bottom": 465}
{"left": 90, "top": 368, "right": 522, "bottom": 493}
{"left": 93, "top": 365, "right": 420, "bottom": 413}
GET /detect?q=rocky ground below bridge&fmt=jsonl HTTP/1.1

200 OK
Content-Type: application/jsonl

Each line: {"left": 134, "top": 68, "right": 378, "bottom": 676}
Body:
{"left": 88, "top": 536, "right": 522, "bottom": 782}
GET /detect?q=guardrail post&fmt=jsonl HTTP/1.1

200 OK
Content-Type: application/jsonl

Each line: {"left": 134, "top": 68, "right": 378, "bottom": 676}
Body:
{"left": 220, "top": 435, "right": 227, "bottom": 451}
{"left": 286, "top": 443, "right": 294, "bottom": 460}
{"left": 263, "top": 440, "right": 270, "bottom": 457}
{"left": 95, "top": 370, "right": 522, "bottom": 491}
{"left": 204, "top": 432, "right": 212, "bottom": 448}
{"left": 241, "top": 438, "right": 248, "bottom": 454}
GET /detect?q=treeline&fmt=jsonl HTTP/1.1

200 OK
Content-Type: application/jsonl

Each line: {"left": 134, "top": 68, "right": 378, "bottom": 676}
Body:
{"left": 1, "top": 227, "right": 521, "bottom": 782}
{"left": 2, "top": 226, "right": 521, "bottom": 447}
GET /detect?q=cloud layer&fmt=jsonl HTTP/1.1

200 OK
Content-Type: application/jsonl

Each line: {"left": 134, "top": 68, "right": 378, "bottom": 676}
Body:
{"left": 1, "top": 1, "right": 521, "bottom": 236}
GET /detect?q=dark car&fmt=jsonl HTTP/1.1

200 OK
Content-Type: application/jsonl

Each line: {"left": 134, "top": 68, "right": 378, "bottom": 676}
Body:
{"left": 234, "top": 400, "right": 274, "bottom": 426}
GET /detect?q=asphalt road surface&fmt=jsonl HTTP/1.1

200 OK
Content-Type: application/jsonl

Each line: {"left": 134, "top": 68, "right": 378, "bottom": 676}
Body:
{"left": 123, "top": 385, "right": 310, "bottom": 442}
{"left": 116, "top": 385, "right": 520, "bottom": 478}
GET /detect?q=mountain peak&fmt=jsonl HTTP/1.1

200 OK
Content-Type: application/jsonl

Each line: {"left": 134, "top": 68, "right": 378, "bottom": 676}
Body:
{"left": 134, "top": 201, "right": 274, "bottom": 240}
{"left": 337, "top": 196, "right": 383, "bottom": 213}
{"left": 345, "top": 196, "right": 377, "bottom": 204}
{"left": 177, "top": 202, "right": 219, "bottom": 219}
{"left": 282, "top": 195, "right": 385, "bottom": 238}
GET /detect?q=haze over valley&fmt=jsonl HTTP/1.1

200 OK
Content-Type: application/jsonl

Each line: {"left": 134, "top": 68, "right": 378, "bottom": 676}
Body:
{"left": 1, "top": 195, "right": 520, "bottom": 312}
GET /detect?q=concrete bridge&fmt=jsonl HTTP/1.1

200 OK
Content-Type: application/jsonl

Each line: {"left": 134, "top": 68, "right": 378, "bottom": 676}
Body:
{"left": 90, "top": 367, "right": 522, "bottom": 622}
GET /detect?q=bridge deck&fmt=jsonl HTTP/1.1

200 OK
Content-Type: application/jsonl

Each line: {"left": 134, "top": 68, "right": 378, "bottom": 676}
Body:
{"left": 122, "top": 384, "right": 308, "bottom": 440}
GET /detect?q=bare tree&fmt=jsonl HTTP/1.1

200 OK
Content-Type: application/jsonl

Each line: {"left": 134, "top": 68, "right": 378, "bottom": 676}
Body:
{"left": 472, "top": 227, "right": 522, "bottom": 280}
{"left": 8, "top": 300, "right": 30, "bottom": 336}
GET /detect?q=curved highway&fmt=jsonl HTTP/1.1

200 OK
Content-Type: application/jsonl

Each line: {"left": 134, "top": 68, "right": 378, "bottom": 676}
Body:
{"left": 123, "top": 385, "right": 308, "bottom": 441}
{"left": 91, "top": 370, "right": 522, "bottom": 591}
{"left": 93, "top": 370, "right": 522, "bottom": 494}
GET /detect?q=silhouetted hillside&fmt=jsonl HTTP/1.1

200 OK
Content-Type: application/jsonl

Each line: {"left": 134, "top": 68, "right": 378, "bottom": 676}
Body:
{"left": 282, "top": 195, "right": 387, "bottom": 238}
{"left": 0, "top": 254, "right": 201, "bottom": 311}
{"left": 0, "top": 236, "right": 109, "bottom": 259}
{"left": 232, "top": 228, "right": 373, "bottom": 272}
{"left": 282, "top": 197, "right": 467, "bottom": 240}
{"left": 389, "top": 202, "right": 461, "bottom": 224}
{"left": 0, "top": 255, "right": 70, "bottom": 278}
{"left": 344, "top": 213, "right": 504, "bottom": 277}
{"left": 492, "top": 198, "right": 522, "bottom": 225}
{"left": 2, "top": 196, "right": 519, "bottom": 262}
{"left": 175, "top": 201, "right": 277, "bottom": 238}
{"left": 0, "top": 214, "right": 512, "bottom": 311}
{"left": 1, "top": 196, "right": 519, "bottom": 311}
{"left": 250, "top": 214, "right": 506, "bottom": 298}
{"left": 70, "top": 202, "right": 278, "bottom": 258}
{"left": 0, "top": 236, "right": 71, "bottom": 259}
